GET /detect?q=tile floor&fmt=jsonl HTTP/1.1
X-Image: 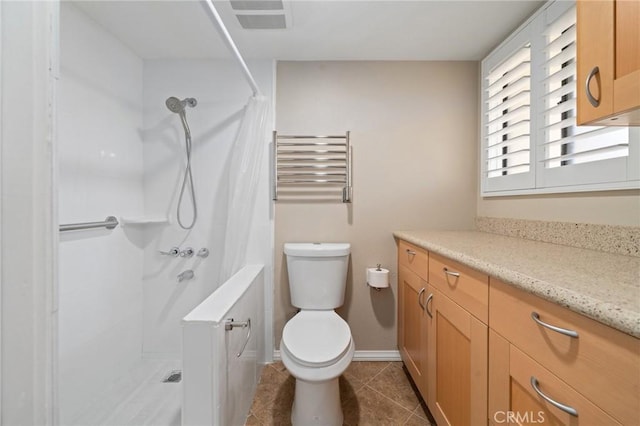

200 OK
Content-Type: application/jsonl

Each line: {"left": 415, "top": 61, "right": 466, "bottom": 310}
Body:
{"left": 245, "top": 361, "right": 436, "bottom": 426}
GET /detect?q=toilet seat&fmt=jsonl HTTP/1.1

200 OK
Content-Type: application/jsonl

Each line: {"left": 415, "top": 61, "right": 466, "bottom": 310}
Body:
{"left": 282, "top": 311, "right": 351, "bottom": 368}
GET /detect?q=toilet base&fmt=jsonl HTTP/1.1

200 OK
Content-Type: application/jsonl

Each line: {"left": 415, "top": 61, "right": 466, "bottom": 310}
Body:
{"left": 291, "top": 377, "right": 342, "bottom": 426}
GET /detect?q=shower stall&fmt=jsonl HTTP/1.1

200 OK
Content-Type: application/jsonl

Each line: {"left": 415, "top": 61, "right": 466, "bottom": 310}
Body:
{"left": 55, "top": 2, "right": 274, "bottom": 424}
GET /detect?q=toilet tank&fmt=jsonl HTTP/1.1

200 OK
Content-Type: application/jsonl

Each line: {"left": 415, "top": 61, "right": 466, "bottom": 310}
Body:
{"left": 284, "top": 243, "right": 350, "bottom": 309}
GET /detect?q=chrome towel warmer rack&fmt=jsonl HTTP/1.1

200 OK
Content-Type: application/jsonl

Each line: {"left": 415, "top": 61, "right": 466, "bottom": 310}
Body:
{"left": 272, "top": 131, "right": 352, "bottom": 203}
{"left": 59, "top": 216, "right": 119, "bottom": 232}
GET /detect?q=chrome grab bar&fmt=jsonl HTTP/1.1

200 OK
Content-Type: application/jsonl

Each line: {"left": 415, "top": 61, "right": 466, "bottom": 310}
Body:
{"left": 531, "top": 312, "right": 579, "bottom": 338}
{"left": 59, "top": 216, "right": 119, "bottom": 232}
{"left": 278, "top": 179, "right": 347, "bottom": 184}
{"left": 530, "top": 377, "right": 578, "bottom": 417}
{"left": 225, "top": 318, "right": 251, "bottom": 358}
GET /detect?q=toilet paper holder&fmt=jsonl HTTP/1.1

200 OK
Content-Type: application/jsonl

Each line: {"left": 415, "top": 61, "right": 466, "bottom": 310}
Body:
{"left": 367, "top": 264, "right": 390, "bottom": 291}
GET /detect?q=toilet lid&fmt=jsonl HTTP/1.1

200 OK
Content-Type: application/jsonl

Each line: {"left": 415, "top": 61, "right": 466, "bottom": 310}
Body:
{"left": 282, "top": 311, "right": 352, "bottom": 367}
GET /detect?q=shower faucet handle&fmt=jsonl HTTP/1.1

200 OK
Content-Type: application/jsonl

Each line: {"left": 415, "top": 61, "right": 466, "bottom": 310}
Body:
{"left": 159, "top": 247, "right": 180, "bottom": 257}
{"left": 197, "top": 248, "right": 209, "bottom": 258}
{"left": 180, "top": 247, "right": 194, "bottom": 258}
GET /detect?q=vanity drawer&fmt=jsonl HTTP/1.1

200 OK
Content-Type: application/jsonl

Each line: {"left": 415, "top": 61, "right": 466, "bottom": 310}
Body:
{"left": 398, "top": 240, "right": 428, "bottom": 281}
{"left": 508, "top": 345, "right": 620, "bottom": 425}
{"left": 490, "top": 278, "right": 640, "bottom": 425}
{"left": 428, "top": 253, "right": 488, "bottom": 323}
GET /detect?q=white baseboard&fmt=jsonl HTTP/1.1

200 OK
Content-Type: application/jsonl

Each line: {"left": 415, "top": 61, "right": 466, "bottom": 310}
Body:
{"left": 272, "top": 349, "right": 401, "bottom": 362}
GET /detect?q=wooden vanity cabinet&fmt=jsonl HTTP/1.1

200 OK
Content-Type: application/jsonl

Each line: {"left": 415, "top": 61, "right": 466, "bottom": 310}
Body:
{"left": 397, "top": 239, "right": 489, "bottom": 425}
{"left": 397, "top": 238, "right": 640, "bottom": 425}
{"left": 577, "top": 0, "right": 640, "bottom": 125}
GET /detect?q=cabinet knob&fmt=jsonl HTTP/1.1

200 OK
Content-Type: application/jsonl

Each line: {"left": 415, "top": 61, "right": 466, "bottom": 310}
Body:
{"left": 585, "top": 66, "right": 600, "bottom": 108}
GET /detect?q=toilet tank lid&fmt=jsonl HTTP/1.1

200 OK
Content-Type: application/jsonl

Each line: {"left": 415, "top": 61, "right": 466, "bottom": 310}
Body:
{"left": 284, "top": 243, "right": 350, "bottom": 257}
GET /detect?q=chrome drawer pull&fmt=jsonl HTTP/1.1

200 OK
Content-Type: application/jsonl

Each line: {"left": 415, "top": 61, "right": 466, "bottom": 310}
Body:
{"left": 530, "top": 377, "right": 578, "bottom": 417}
{"left": 418, "top": 288, "right": 426, "bottom": 310}
{"left": 531, "top": 312, "right": 579, "bottom": 338}
{"left": 443, "top": 267, "right": 460, "bottom": 278}
{"left": 585, "top": 66, "right": 600, "bottom": 108}
{"left": 406, "top": 249, "right": 416, "bottom": 256}
{"left": 425, "top": 293, "right": 434, "bottom": 318}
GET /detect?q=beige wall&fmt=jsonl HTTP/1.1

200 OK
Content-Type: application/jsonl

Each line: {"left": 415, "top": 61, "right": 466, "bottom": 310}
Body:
{"left": 477, "top": 190, "right": 640, "bottom": 227}
{"left": 275, "top": 61, "right": 479, "bottom": 351}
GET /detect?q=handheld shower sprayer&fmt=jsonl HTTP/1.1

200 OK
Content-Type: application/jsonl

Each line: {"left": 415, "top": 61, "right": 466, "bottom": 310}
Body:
{"left": 166, "top": 96, "right": 198, "bottom": 230}
{"left": 165, "top": 97, "right": 197, "bottom": 114}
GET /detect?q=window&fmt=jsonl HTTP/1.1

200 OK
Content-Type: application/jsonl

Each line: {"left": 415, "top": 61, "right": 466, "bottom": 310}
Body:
{"left": 481, "top": 0, "right": 639, "bottom": 196}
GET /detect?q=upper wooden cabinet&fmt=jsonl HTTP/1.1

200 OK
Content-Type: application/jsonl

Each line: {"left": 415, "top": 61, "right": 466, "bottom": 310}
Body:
{"left": 577, "top": 0, "right": 640, "bottom": 125}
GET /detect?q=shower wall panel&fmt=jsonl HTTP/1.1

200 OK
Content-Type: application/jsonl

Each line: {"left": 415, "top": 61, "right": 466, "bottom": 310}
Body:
{"left": 58, "top": 3, "right": 145, "bottom": 424}
{"left": 141, "top": 59, "right": 274, "bottom": 358}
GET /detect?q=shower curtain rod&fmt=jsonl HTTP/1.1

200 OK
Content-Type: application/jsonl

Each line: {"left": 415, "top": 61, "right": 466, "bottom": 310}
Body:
{"left": 203, "top": 0, "right": 261, "bottom": 96}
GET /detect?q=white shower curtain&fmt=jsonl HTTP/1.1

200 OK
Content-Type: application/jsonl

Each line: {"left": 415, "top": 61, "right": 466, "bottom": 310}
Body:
{"left": 219, "top": 95, "right": 270, "bottom": 283}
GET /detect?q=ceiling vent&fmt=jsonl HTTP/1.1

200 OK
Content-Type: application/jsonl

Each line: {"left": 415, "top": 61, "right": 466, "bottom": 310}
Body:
{"left": 230, "top": 0, "right": 291, "bottom": 30}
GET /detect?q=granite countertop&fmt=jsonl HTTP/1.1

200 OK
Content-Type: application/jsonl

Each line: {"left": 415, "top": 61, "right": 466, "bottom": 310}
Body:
{"left": 393, "top": 230, "right": 640, "bottom": 339}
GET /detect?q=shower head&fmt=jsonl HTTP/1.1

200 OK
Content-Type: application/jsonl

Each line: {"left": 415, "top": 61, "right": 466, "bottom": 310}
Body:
{"left": 166, "top": 97, "right": 184, "bottom": 114}
{"left": 165, "top": 97, "right": 198, "bottom": 114}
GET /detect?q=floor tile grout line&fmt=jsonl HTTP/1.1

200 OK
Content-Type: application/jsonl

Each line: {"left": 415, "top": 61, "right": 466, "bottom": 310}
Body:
{"left": 366, "top": 362, "right": 421, "bottom": 413}
{"left": 363, "top": 361, "right": 392, "bottom": 385}
{"left": 362, "top": 383, "right": 417, "bottom": 422}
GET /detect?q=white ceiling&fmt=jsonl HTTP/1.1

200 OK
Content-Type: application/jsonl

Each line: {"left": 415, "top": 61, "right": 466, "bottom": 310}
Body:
{"left": 75, "top": 0, "right": 544, "bottom": 61}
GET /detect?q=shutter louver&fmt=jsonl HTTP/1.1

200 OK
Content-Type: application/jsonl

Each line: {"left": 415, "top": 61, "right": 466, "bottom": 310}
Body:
{"left": 541, "top": 6, "right": 629, "bottom": 170}
{"left": 485, "top": 45, "right": 531, "bottom": 179}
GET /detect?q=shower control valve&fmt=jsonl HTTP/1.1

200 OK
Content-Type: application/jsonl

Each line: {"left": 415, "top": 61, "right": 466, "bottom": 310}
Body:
{"left": 180, "top": 247, "right": 194, "bottom": 258}
{"left": 197, "top": 248, "right": 209, "bottom": 258}
{"left": 159, "top": 247, "right": 180, "bottom": 257}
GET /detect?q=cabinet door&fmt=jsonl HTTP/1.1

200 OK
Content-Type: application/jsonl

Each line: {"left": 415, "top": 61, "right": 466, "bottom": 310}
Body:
{"left": 398, "top": 265, "right": 428, "bottom": 397}
{"left": 427, "top": 289, "right": 487, "bottom": 426}
{"left": 613, "top": 0, "right": 640, "bottom": 116}
{"left": 489, "top": 331, "right": 621, "bottom": 426}
{"left": 577, "top": 0, "right": 615, "bottom": 124}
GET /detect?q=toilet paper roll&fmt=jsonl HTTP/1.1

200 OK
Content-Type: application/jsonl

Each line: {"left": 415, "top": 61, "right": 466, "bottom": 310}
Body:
{"left": 367, "top": 268, "right": 390, "bottom": 289}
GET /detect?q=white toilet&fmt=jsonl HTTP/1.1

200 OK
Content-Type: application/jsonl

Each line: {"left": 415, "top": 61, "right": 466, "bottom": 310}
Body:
{"left": 280, "top": 243, "right": 355, "bottom": 426}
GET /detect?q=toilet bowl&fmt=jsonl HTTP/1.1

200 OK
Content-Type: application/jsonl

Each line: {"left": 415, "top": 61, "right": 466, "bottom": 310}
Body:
{"left": 281, "top": 311, "right": 355, "bottom": 426}
{"left": 281, "top": 243, "right": 353, "bottom": 426}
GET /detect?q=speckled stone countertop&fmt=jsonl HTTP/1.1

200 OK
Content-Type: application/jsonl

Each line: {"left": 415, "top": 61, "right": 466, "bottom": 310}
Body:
{"left": 394, "top": 230, "right": 640, "bottom": 338}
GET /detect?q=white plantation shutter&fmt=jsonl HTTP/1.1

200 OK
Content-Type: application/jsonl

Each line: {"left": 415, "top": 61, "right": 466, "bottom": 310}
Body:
{"left": 537, "top": 4, "right": 636, "bottom": 188}
{"left": 486, "top": 46, "right": 531, "bottom": 178}
{"left": 481, "top": 0, "right": 639, "bottom": 196}
{"left": 482, "top": 26, "right": 536, "bottom": 193}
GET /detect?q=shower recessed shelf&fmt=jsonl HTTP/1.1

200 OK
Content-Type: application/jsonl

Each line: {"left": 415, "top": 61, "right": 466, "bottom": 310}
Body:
{"left": 120, "top": 216, "right": 170, "bottom": 227}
